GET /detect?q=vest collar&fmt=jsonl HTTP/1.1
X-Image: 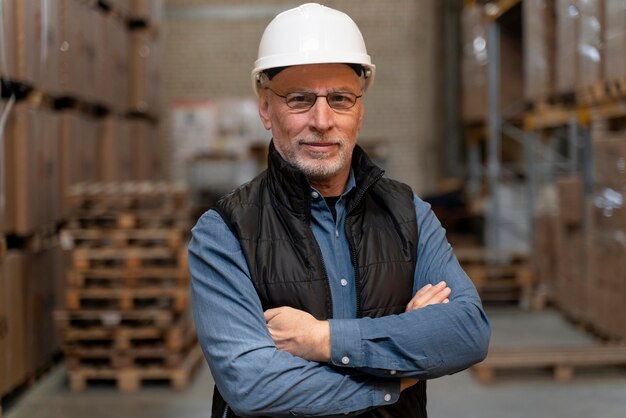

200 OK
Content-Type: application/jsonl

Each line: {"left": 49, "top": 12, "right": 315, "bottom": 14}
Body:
{"left": 266, "top": 140, "right": 385, "bottom": 219}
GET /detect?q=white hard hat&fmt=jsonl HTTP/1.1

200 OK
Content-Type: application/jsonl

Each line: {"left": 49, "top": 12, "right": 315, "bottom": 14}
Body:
{"left": 251, "top": 3, "right": 376, "bottom": 95}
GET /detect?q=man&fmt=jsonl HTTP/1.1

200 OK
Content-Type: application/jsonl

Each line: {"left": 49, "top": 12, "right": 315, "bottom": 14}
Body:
{"left": 189, "top": 3, "right": 490, "bottom": 417}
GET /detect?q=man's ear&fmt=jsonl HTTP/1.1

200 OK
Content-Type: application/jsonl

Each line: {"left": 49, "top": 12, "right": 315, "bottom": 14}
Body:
{"left": 258, "top": 90, "right": 272, "bottom": 130}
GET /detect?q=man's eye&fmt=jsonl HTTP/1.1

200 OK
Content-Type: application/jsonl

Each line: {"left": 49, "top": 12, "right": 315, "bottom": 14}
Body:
{"left": 288, "top": 94, "right": 311, "bottom": 103}
{"left": 329, "top": 94, "right": 350, "bottom": 104}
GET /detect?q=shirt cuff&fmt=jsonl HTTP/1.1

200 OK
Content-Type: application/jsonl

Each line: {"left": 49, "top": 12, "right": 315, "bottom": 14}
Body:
{"left": 329, "top": 319, "right": 364, "bottom": 367}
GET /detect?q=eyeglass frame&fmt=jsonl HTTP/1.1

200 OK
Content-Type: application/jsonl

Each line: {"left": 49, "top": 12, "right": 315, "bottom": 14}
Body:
{"left": 264, "top": 87, "right": 363, "bottom": 111}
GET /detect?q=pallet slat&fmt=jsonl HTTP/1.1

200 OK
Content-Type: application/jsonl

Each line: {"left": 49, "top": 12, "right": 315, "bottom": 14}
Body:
{"left": 472, "top": 344, "right": 626, "bottom": 383}
{"left": 67, "top": 344, "right": 204, "bottom": 392}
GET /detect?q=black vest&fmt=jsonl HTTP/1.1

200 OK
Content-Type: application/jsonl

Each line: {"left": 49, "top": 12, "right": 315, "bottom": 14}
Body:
{"left": 212, "top": 142, "right": 427, "bottom": 417}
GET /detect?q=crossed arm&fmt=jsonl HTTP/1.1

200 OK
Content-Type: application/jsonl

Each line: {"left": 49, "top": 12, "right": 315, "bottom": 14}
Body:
{"left": 264, "top": 281, "right": 452, "bottom": 391}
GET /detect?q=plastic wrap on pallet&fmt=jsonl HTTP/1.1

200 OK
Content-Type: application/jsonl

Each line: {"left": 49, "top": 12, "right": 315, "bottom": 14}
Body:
{"left": 576, "top": 0, "right": 604, "bottom": 91}
{"left": 460, "top": 4, "right": 488, "bottom": 123}
{"left": 556, "top": 0, "right": 578, "bottom": 94}
{"left": 523, "top": 0, "right": 556, "bottom": 101}
{"left": 604, "top": 0, "right": 626, "bottom": 82}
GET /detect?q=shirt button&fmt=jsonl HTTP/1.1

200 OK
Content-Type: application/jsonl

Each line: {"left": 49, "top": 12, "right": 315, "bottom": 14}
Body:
{"left": 389, "top": 370, "right": 397, "bottom": 375}
{"left": 311, "top": 191, "right": 319, "bottom": 199}
{"left": 340, "top": 278, "right": 348, "bottom": 287}
{"left": 341, "top": 356, "right": 350, "bottom": 365}
{"left": 384, "top": 393, "right": 392, "bottom": 402}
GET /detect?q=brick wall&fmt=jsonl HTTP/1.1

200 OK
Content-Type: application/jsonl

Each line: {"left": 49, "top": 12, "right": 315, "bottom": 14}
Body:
{"left": 162, "top": 0, "right": 443, "bottom": 194}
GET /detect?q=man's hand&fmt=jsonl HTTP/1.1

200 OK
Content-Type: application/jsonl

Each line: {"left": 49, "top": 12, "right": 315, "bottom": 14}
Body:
{"left": 405, "top": 281, "right": 451, "bottom": 312}
{"left": 264, "top": 306, "right": 331, "bottom": 362}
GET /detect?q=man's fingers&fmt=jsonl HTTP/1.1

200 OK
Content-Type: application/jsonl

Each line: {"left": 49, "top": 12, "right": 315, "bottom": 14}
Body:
{"left": 406, "top": 281, "right": 451, "bottom": 311}
{"left": 264, "top": 307, "right": 286, "bottom": 322}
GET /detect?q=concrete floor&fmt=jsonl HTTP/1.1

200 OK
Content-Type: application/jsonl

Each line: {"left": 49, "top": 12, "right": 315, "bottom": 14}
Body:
{"left": 3, "top": 307, "right": 626, "bottom": 418}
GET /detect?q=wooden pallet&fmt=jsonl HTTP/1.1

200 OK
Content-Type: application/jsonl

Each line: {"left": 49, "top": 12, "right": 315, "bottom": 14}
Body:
{"left": 65, "top": 211, "right": 190, "bottom": 230}
{"left": 60, "top": 312, "right": 195, "bottom": 352}
{"left": 65, "top": 286, "right": 189, "bottom": 312}
{"left": 67, "top": 343, "right": 204, "bottom": 392}
{"left": 54, "top": 309, "right": 177, "bottom": 329}
{"left": 67, "top": 182, "right": 189, "bottom": 213}
{"left": 67, "top": 267, "right": 189, "bottom": 289}
{"left": 60, "top": 228, "right": 187, "bottom": 250}
{"left": 72, "top": 247, "right": 188, "bottom": 271}
{"left": 578, "top": 78, "right": 626, "bottom": 106}
{"left": 455, "top": 248, "right": 533, "bottom": 306}
{"left": 472, "top": 344, "right": 626, "bottom": 383}
{"left": 64, "top": 342, "right": 197, "bottom": 370}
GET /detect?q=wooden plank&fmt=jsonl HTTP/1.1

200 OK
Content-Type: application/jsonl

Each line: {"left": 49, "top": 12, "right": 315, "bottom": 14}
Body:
{"left": 60, "top": 311, "right": 195, "bottom": 352}
{"left": 63, "top": 337, "right": 198, "bottom": 370}
{"left": 61, "top": 228, "right": 186, "bottom": 250}
{"left": 54, "top": 309, "right": 176, "bottom": 329}
{"left": 67, "top": 267, "right": 189, "bottom": 289}
{"left": 72, "top": 247, "right": 188, "bottom": 272}
{"left": 67, "top": 343, "right": 204, "bottom": 392}
{"left": 64, "top": 287, "right": 189, "bottom": 313}
{"left": 472, "top": 344, "right": 626, "bottom": 383}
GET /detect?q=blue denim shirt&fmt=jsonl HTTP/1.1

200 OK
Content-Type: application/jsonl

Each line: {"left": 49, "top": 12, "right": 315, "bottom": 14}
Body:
{"left": 189, "top": 171, "right": 490, "bottom": 416}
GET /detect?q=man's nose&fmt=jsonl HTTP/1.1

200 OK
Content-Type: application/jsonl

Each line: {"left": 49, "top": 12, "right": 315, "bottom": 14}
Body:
{"left": 308, "top": 97, "right": 335, "bottom": 132}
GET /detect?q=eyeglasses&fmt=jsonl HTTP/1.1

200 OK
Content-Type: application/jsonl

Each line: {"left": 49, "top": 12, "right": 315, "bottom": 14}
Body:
{"left": 265, "top": 87, "right": 362, "bottom": 111}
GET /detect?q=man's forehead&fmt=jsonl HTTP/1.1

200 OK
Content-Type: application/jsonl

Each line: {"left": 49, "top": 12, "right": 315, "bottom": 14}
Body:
{"left": 270, "top": 63, "right": 361, "bottom": 88}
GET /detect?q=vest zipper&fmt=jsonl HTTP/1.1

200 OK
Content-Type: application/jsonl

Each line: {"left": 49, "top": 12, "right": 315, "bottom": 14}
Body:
{"left": 345, "top": 171, "right": 385, "bottom": 317}
{"left": 222, "top": 406, "right": 229, "bottom": 418}
{"left": 309, "top": 223, "right": 334, "bottom": 319}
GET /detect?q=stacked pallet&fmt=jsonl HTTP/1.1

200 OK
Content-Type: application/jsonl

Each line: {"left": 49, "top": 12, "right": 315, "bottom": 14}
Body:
{"left": 55, "top": 182, "right": 202, "bottom": 392}
{"left": 455, "top": 247, "right": 534, "bottom": 307}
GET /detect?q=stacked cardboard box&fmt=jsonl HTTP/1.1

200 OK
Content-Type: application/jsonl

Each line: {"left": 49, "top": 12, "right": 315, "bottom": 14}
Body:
{"left": 523, "top": 0, "right": 556, "bottom": 101}
{"left": 0, "top": 244, "right": 67, "bottom": 396}
{"left": 604, "top": 0, "right": 626, "bottom": 82}
{"left": 2, "top": 103, "right": 62, "bottom": 236}
{"left": 0, "top": 0, "right": 164, "bottom": 398}
{"left": 587, "top": 125, "right": 626, "bottom": 339}
{"left": 554, "top": 175, "right": 588, "bottom": 322}
{"left": 460, "top": 4, "right": 524, "bottom": 122}
{"left": 555, "top": 0, "right": 578, "bottom": 94}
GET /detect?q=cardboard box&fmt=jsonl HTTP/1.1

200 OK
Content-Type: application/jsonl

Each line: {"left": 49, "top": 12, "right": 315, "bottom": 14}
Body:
{"left": 58, "top": 111, "right": 99, "bottom": 218}
{"left": 460, "top": 5, "right": 488, "bottom": 122}
{"left": 98, "top": 116, "right": 134, "bottom": 182}
{"left": 0, "top": 101, "right": 6, "bottom": 234}
{"left": 129, "top": 119, "right": 163, "bottom": 181}
{"left": 576, "top": 0, "right": 604, "bottom": 90}
{"left": 523, "top": 0, "right": 557, "bottom": 101}
{"left": 556, "top": 0, "right": 578, "bottom": 94}
{"left": 129, "top": 30, "right": 162, "bottom": 114}
{"left": 604, "top": 0, "right": 626, "bottom": 81}
{"left": 0, "top": 252, "right": 27, "bottom": 397}
{"left": 0, "top": 0, "right": 39, "bottom": 84}
{"left": 460, "top": 4, "right": 523, "bottom": 122}
{"left": 128, "top": 0, "right": 163, "bottom": 25}
{"left": 3, "top": 104, "right": 60, "bottom": 235}
{"left": 556, "top": 175, "right": 584, "bottom": 226}
{"left": 592, "top": 130, "right": 626, "bottom": 188}
{"left": 99, "top": 15, "right": 129, "bottom": 111}
{"left": 23, "top": 245, "right": 63, "bottom": 375}
{"left": 58, "top": 0, "right": 99, "bottom": 101}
